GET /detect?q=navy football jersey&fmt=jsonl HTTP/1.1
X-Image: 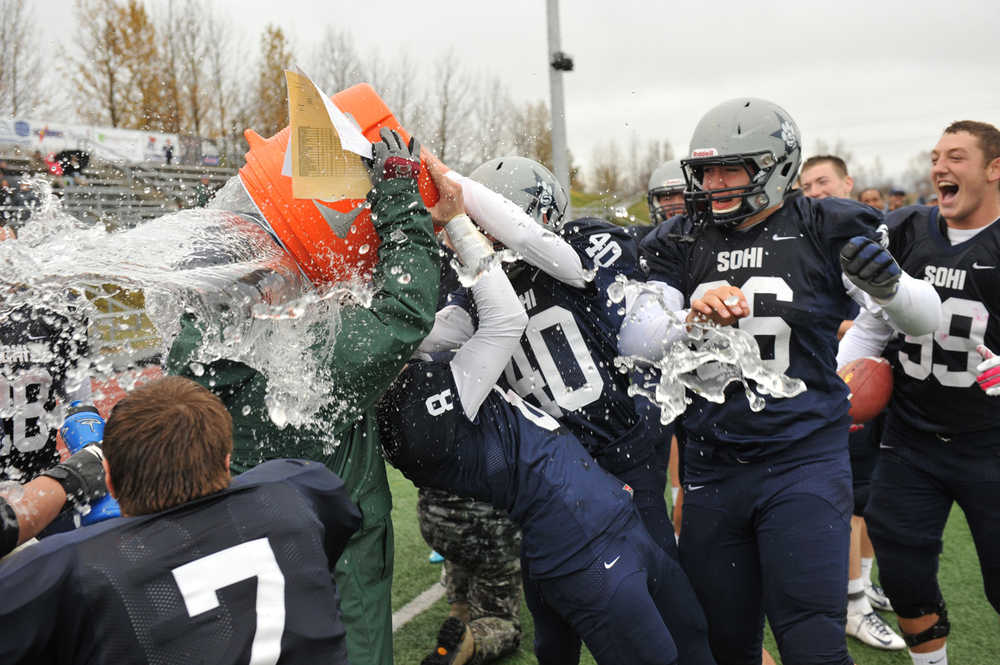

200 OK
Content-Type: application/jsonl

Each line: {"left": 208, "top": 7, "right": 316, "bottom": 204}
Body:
{"left": 1, "top": 304, "right": 89, "bottom": 481}
{"left": 642, "top": 192, "right": 882, "bottom": 447}
{"left": 379, "top": 361, "right": 634, "bottom": 579}
{"left": 452, "top": 218, "right": 646, "bottom": 457}
{"left": 0, "top": 459, "right": 361, "bottom": 665}
{"left": 883, "top": 206, "right": 1000, "bottom": 434}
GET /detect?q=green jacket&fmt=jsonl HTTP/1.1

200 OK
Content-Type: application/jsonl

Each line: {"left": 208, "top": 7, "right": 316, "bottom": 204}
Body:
{"left": 167, "top": 178, "right": 439, "bottom": 527}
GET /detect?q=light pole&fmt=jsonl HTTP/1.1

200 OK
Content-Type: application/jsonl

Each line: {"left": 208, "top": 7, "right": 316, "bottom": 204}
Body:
{"left": 546, "top": 0, "right": 573, "bottom": 203}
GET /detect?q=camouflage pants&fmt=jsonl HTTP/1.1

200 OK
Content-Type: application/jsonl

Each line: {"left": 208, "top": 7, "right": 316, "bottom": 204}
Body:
{"left": 418, "top": 488, "right": 522, "bottom": 664}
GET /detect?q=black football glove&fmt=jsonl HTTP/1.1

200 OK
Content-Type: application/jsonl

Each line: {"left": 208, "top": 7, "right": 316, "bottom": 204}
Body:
{"left": 840, "top": 236, "right": 902, "bottom": 301}
{"left": 362, "top": 128, "right": 421, "bottom": 186}
{"left": 40, "top": 445, "right": 107, "bottom": 513}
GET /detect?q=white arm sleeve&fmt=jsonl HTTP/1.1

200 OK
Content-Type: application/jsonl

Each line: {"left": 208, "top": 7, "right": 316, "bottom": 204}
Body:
{"left": 618, "top": 281, "right": 688, "bottom": 362}
{"left": 844, "top": 271, "right": 941, "bottom": 337}
{"left": 836, "top": 308, "right": 895, "bottom": 368}
{"left": 416, "top": 305, "right": 475, "bottom": 355}
{"left": 450, "top": 266, "right": 529, "bottom": 420}
{"left": 878, "top": 272, "right": 942, "bottom": 337}
{"left": 446, "top": 171, "right": 589, "bottom": 287}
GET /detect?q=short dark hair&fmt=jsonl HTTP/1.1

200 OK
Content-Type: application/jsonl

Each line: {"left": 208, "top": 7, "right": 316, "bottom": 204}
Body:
{"left": 801, "top": 155, "right": 849, "bottom": 178}
{"left": 103, "top": 376, "right": 232, "bottom": 515}
{"left": 944, "top": 120, "right": 1000, "bottom": 166}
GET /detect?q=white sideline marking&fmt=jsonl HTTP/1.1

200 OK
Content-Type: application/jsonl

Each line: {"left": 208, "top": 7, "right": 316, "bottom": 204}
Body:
{"left": 392, "top": 583, "right": 446, "bottom": 632}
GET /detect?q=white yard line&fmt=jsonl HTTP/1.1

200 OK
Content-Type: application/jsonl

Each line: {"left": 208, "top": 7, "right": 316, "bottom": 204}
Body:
{"left": 392, "top": 582, "right": 446, "bottom": 632}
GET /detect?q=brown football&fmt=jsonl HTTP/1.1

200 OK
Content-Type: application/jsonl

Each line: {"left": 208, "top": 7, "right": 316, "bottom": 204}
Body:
{"left": 838, "top": 357, "right": 893, "bottom": 425}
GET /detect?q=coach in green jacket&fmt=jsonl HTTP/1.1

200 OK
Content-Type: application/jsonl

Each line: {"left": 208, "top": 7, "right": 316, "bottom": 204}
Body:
{"left": 167, "top": 130, "right": 449, "bottom": 665}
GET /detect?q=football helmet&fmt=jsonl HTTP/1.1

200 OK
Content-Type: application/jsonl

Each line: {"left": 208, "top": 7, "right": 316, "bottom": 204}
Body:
{"left": 682, "top": 98, "right": 801, "bottom": 228}
{"left": 468, "top": 156, "right": 568, "bottom": 231}
{"left": 647, "top": 159, "right": 686, "bottom": 224}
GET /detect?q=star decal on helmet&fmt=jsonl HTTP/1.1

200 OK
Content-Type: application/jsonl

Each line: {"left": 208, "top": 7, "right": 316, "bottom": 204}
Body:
{"left": 522, "top": 169, "right": 556, "bottom": 219}
{"left": 770, "top": 112, "right": 799, "bottom": 152}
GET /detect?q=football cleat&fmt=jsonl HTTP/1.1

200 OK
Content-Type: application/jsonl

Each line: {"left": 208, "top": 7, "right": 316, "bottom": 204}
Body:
{"left": 421, "top": 617, "right": 475, "bottom": 665}
{"left": 865, "top": 582, "right": 894, "bottom": 612}
{"left": 846, "top": 611, "right": 906, "bottom": 650}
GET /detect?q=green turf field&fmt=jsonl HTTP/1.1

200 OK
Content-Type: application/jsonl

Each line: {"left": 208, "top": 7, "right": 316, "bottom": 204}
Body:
{"left": 388, "top": 466, "right": 998, "bottom": 664}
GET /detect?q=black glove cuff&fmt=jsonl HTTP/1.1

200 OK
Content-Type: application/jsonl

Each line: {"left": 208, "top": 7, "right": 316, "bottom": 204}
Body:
{"left": 40, "top": 447, "right": 107, "bottom": 512}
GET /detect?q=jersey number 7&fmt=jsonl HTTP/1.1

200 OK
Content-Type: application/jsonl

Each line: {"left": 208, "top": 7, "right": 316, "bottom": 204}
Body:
{"left": 172, "top": 538, "right": 286, "bottom": 665}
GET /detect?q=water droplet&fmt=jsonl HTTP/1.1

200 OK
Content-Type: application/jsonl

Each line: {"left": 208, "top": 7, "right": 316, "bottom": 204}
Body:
{"left": 189, "top": 362, "right": 205, "bottom": 376}
{"left": 397, "top": 273, "right": 411, "bottom": 284}
{"left": 358, "top": 243, "right": 370, "bottom": 255}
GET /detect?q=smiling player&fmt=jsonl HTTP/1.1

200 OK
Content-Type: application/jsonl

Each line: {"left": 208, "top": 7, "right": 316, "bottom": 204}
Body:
{"left": 838, "top": 120, "right": 1000, "bottom": 665}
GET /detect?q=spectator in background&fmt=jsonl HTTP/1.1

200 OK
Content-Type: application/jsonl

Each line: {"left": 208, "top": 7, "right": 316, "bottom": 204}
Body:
{"left": 800, "top": 155, "right": 854, "bottom": 199}
{"left": 163, "top": 140, "right": 174, "bottom": 166}
{"left": 194, "top": 175, "right": 213, "bottom": 207}
{"left": 924, "top": 192, "right": 939, "bottom": 207}
{"left": 859, "top": 187, "right": 886, "bottom": 211}
{"left": 29, "top": 151, "right": 47, "bottom": 174}
{"left": 888, "top": 187, "right": 906, "bottom": 211}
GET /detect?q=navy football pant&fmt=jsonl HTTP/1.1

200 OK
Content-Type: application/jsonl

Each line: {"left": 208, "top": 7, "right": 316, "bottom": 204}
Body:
{"left": 523, "top": 513, "right": 714, "bottom": 665}
{"left": 619, "top": 439, "right": 676, "bottom": 560}
{"left": 679, "top": 426, "right": 853, "bottom": 665}
{"left": 866, "top": 417, "right": 1000, "bottom": 617}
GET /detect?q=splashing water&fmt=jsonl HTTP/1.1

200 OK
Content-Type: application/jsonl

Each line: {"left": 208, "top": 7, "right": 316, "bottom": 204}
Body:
{"left": 0, "top": 178, "right": 366, "bottom": 429}
{"left": 610, "top": 275, "right": 806, "bottom": 425}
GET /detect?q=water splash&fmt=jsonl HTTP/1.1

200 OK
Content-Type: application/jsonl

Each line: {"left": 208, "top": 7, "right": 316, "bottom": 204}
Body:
{"left": 0, "top": 179, "right": 358, "bottom": 429}
{"left": 610, "top": 276, "right": 806, "bottom": 425}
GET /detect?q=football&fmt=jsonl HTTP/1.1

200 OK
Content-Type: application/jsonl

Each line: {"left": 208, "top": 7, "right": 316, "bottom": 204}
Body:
{"left": 838, "top": 356, "right": 893, "bottom": 424}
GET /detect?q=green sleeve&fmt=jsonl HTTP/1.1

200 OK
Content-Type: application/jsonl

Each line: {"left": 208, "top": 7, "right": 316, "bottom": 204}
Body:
{"left": 322, "top": 177, "right": 440, "bottom": 430}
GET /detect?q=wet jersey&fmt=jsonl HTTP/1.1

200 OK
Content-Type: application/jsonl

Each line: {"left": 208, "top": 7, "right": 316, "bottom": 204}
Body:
{"left": 450, "top": 218, "right": 646, "bottom": 458}
{"left": 883, "top": 206, "right": 1000, "bottom": 434}
{"left": 1, "top": 305, "right": 89, "bottom": 481}
{"left": 379, "top": 361, "right": 634, "bottom": 579}
{"left": 0, "top": 459, "right": 361, "bottom": 665}
{"left": 642, "top": 192, "right": 882, "bottom": 448}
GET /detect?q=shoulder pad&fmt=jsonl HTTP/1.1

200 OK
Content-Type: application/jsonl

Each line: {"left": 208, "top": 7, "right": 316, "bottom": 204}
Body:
{"left": 377, "top": 360, "right": 462, "bottom": 472}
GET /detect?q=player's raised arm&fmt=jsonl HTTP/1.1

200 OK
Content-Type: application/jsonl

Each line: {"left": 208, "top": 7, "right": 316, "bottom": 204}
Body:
{"left": 424, "top": 152, "right": 590, "bottom": 287}
{"left": 416, "top": 212, "right": 528, "bottom": 421}
{"left": 840, "top": 236, "right": 942, "bottom": 336}
{"left": 320, "top": 130, "right": 441, "bottom": 419}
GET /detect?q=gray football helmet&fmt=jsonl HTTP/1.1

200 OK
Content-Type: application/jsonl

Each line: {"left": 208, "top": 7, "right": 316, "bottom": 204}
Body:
{"left": 682, "top": 98, "right": 802, "bottom": 228}
{"left": 468, "top": 156, "right": 568, "bottom": 231}
{"left": 647, "top": 159, "right": 686, "bottom": 224}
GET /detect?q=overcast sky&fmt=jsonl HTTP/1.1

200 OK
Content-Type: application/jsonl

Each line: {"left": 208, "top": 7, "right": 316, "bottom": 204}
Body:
{"left": 40, "top": 0, "right": 1000, "bottom": 185}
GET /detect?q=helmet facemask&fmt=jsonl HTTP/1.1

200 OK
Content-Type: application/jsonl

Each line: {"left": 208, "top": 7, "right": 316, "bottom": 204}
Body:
{"left": 682, "top": 151, "right": 789, "bottom": 228}
{"left": 647, "top": 185, "right": 686, "bottom": 224}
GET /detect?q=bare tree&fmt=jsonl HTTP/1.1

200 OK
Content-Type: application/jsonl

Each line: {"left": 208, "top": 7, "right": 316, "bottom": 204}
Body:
{"left": 511, "top": 100, "right": 553, "bottom": 169}
{"left": 172, "top": 0, "right": 210, "bottom": 136}
{"left": 253, "top": 24, "right": 294, "bottom": 138}
{"left": 427, "top": 49, "right": 473, "bottom": 167}
{"left": 381, "top": 49, "right": 423, "bottom": 133}
{"left": 69, "top": 0, "right": 128, "bottom": 127}
{"left": 469, "top": 75, "right": 514, "bottom": 165}
{"left": 204, "top": 7, "right": 243, "bottom": 163}
{"left": 901, "top": 150, "right": 933, "bottom": 200}
{"left": 636, "top": 138, "right": 674, "bottom": 193}
{"left": 0, "top": 0, "right": 48, "bottom": 116}
{"left": 308, "top": 26, "right": 367, "bottom": 95}
{"left": 116, "top": 0, "right": 165, "bottom": 130}
{"left": 591, "top": 139, "right": 624, "bottom": 195}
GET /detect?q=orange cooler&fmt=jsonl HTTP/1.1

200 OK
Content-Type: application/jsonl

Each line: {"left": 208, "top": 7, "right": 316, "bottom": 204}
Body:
{"left": 239, "top": 83, "right": 439, "bottom": 286}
